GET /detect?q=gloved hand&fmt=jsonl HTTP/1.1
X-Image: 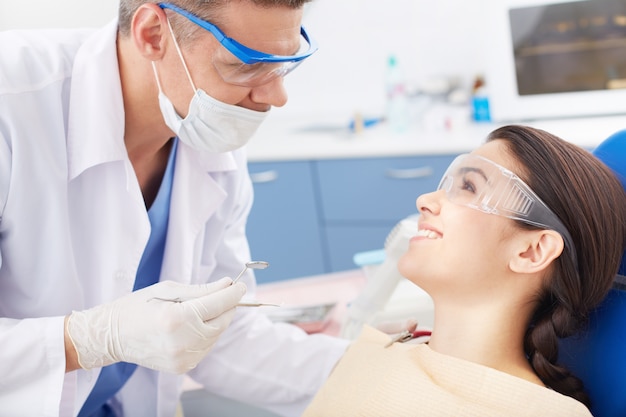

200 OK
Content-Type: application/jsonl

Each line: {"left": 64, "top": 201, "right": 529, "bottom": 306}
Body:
{"left": 66, "top": 278, "right": 245, "bottom": 374}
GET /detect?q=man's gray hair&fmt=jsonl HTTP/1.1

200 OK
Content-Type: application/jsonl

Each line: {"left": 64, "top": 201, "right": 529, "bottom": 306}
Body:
{"left": 118, "top": 0, "right": 311, "bottom": 37}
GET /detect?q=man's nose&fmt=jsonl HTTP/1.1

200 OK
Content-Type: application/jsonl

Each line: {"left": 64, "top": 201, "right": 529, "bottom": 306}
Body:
{"left": 250, "top": 77, "right": 288, "bottom": 108}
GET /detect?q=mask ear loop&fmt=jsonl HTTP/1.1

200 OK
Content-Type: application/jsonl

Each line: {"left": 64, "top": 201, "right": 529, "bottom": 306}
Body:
{"left": 165, "top": 17, "right": 198, "bottom": 93}
{"left": 151, "top": 61, "right": 164, "bottom": 93}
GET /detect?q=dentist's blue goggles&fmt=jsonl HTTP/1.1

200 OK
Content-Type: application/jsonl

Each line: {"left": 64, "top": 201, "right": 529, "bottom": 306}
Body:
{"left": 159, "top": 2, "right": 318, "bottom": 87}
{"left": 438, "top": 154, "right": 577, "bottom": 263}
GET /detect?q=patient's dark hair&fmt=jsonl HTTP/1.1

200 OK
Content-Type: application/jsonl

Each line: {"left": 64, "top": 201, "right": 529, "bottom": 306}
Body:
{"left": 487, "top": 125, "right": 626, "bottom": 407}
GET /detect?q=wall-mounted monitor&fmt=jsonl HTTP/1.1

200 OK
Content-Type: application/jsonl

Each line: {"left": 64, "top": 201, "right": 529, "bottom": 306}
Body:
{"left": 486, "top": 0, "right": 626, "bottom": 121}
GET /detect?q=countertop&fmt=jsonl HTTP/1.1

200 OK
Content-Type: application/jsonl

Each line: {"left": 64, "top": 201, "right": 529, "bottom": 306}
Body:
{"left": 246, "top": 113, "right": 626, "bottom": 162}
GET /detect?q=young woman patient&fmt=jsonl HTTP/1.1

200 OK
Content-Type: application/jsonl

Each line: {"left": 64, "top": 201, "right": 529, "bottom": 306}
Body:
{"left": 303, "top": 125, "right": 626, "bottom": 416}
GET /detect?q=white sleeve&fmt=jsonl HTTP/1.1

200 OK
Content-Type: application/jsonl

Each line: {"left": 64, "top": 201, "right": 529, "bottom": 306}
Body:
{"left": 187, "top": 150, "right": 349, "bottom": 416}
{"left": 187, "top": 309, "right": 349, "bottom": 417}
{"left": 0, "top": 128, "right": 68, "bottom": 417}
{"left": 0, "top": 316, "right": 68, "bottom": 417}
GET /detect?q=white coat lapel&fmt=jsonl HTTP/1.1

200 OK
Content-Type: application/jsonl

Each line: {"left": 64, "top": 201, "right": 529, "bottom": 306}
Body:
{"left": 160, "top": 143, "right": 237, "bottom": 284}
{"left": 65, "top": 21, "right": 152, "bottom": 303}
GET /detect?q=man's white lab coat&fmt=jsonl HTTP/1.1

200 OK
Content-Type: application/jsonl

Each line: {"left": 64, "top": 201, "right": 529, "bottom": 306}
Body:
{"left": 0, "top": 20, "right": 347, "bottom": 417}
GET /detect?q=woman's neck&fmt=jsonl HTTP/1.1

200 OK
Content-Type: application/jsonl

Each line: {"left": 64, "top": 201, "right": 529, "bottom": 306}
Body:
{"left": 426, "top": 301, "right": 544, "bottom": 386}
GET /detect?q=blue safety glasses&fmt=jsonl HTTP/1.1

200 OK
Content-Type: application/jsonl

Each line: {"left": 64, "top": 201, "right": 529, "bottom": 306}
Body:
{"left": 158, "top": 2, "right": 318, "bottom": 86}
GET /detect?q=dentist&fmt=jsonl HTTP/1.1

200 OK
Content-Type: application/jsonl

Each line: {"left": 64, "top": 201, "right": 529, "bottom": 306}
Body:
{"left": 0, "top": 1, "right": 348, "bottom": 416}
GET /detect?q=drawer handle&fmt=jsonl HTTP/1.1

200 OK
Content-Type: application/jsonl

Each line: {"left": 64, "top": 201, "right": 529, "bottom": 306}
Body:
{"left": 385, "top": 166, "right": 434, "bottom": 179}
{"left": 250, "top": 170, "right": 279, "bottom": 184}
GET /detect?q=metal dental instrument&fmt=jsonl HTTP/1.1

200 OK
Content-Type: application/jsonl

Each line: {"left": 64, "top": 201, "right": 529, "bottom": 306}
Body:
{"left": 384, "top": 329, "right": 432, "bottom": 348}
{"left": 236, "top": 302, "right": 282, "bottom": 307}
{"left": 147, "top": 260, "right": 271, "bottom": 304}
{"left": 147, "top": 297, "right": 280, "bottom": 307}
{"left": 232, "top": 260, "right": 269, "bottom": 284}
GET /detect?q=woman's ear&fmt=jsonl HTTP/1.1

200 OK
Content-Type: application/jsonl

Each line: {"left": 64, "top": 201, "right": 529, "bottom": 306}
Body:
{"left": 130, "top": 3, "right": 170, "bottom": 61}
{"left": 509, "top": 230, "right": 564, "bottom": 274}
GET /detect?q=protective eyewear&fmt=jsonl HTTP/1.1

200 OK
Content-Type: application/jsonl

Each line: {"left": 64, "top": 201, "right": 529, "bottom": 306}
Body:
{"left": 158, "top": 2, "right": 318, "bottom": 87}
{"left": 438, "top": 154, "right": 576, "bottom": 261}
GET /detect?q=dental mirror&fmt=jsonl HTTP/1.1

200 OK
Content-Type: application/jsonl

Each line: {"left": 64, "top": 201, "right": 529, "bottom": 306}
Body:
{"left": 147, "top": 260, "right": 270, "bottom": 304}
{"left": 232, "top": 260, "right": 269, "bottom": 284}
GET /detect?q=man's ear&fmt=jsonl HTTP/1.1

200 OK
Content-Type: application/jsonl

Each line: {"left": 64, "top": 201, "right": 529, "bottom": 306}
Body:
{"left": 130, "top": 3, "right": 170, "bottom": 61}
{"left": 509, "top": 230, "right": 564, "bottom": 274}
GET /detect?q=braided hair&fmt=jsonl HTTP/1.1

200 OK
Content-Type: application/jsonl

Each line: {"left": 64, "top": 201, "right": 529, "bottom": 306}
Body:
{"left": 487, "top": 125, "right": 626, "bottom": 406}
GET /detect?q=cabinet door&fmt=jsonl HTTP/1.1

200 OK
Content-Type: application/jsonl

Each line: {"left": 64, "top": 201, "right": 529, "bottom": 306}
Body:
{"left": 315, "top": 155, "right": 457, "bottom": 271}
{"left": 325, "top": 224, "right": 394, "bottom": 272}
{"left": 315, "top": 155, "right": 457, "bottom": 222}
{"left": 247, "top": 161, "right": 327, "bottom": 283}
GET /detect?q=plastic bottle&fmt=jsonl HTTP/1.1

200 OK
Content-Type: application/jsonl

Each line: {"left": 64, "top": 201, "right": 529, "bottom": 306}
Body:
{"left": 385, "top": 55, "right": 410, "bottom": 133}
{"left": 471, "top": 75, "right": 491, "bottom": 122}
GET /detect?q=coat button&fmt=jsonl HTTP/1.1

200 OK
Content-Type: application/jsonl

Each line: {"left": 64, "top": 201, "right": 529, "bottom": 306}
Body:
{"left": 114, "top": 270, "right": 131, "bottom": 284}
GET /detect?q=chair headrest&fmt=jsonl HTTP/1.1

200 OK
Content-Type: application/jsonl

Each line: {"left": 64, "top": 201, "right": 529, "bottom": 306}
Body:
{"left": 594, "top": 129, "right": 626, "bottom": 189}
{"left": 614, "top": 274, "right": 626, "bottom": 291}
{"left": 593, "top": 129, "right": 626, "bottom": 275}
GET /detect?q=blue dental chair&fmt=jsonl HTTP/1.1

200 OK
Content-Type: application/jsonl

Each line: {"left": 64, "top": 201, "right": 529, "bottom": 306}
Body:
{"left": 558, "top": 129, "right": 626, "bottom": 417}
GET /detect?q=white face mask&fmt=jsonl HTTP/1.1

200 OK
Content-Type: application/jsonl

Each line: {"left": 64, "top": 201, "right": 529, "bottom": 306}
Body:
{"left": 152, "top": 21, "right": 269, "bottom": 153}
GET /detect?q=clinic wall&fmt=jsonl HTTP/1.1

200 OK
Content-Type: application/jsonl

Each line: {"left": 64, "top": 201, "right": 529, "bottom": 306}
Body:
{"left": 0, "top": 0, "right": 490, "bottom": 124}
{"left": 278, "top": 0, "right": 491, "bottom": 123}
{"left": 0, "top": 0, "right": 118, "bottom": 29}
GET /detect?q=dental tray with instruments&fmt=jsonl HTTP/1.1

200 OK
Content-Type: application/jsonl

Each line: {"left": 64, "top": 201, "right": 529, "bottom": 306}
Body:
{"left": 261, "top": 302, "right": 337, "bottom": 334}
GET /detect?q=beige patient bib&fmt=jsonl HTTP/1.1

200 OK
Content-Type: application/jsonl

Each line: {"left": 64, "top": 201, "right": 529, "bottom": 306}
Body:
{"left": 303, "top": 326, "right": 592, "bottom": 417}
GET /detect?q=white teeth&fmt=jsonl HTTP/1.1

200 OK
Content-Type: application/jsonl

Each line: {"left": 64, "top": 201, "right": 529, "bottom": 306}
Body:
{"left": 416, "top": 229, "right": 440, "bottom": 239}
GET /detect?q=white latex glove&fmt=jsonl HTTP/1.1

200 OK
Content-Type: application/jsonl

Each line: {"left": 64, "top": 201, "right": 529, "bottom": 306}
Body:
{"left": 67, "top": 278, "right": 245, "bottom": 374}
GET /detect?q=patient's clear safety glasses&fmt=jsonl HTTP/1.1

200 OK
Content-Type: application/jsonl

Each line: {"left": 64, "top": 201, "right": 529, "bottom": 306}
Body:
{"left": 159, "top": 2, "right": 317, "bottom": 87}
{"left": 438, "top": 154, "right": 577, "bottom": 262}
